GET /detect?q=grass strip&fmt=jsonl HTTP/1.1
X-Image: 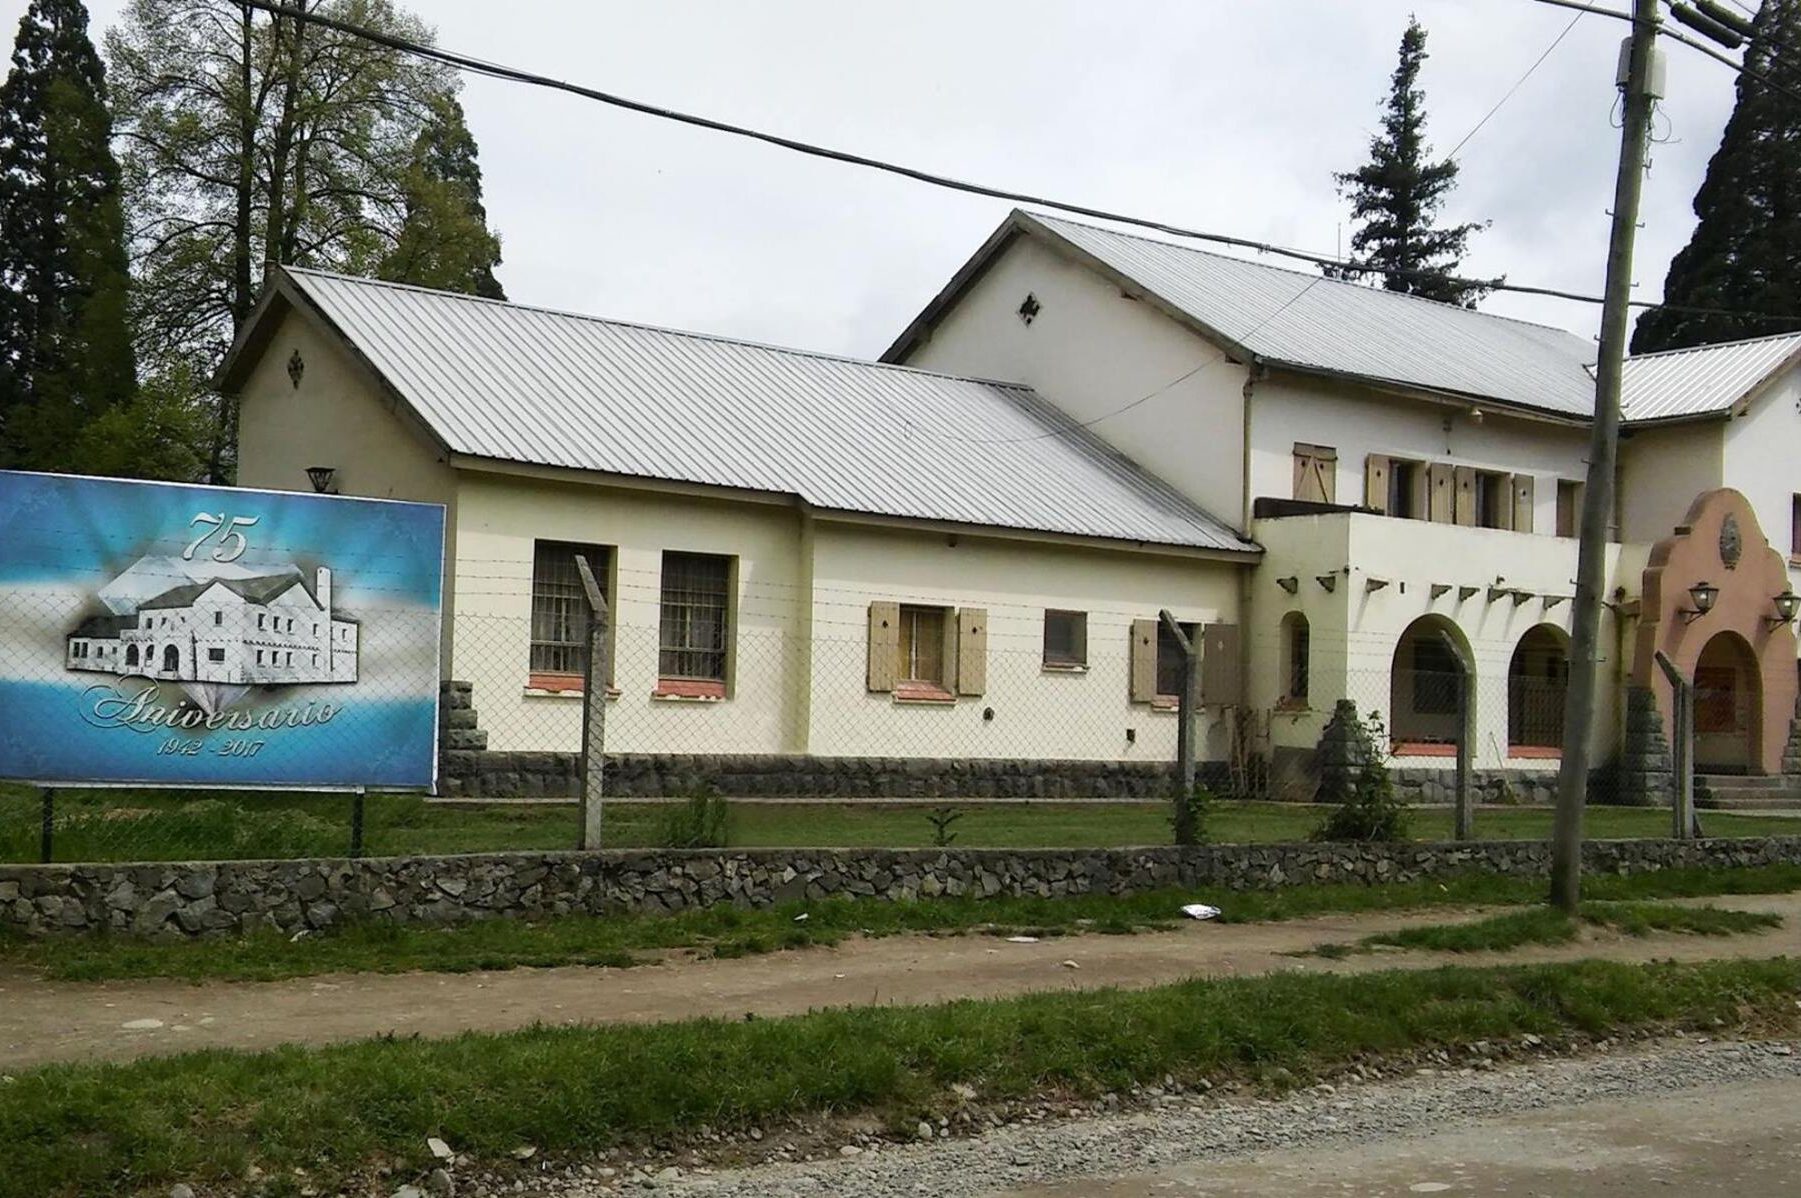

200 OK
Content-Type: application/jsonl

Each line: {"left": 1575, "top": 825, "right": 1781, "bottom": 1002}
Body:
{"left": 1333, "top": 901, "right": 1782, "bottom": 957}
{"left": 9, "top": 863, "right": 1801, "bottom": 984}
{"left": 5, "top": 956, "right": 1801, "bottom": 1197}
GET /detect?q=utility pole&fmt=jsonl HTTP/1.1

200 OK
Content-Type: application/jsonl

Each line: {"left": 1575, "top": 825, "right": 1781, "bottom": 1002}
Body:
{"left": 1551, "top": 0, "right": 1663, "bottom": 913}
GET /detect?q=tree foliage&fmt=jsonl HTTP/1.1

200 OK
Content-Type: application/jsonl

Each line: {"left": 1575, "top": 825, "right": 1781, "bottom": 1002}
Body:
{"left": 0, "top": 0, "right": 135, "bottom": 472}
{"left": 1633, "top": 0, "right": 1801, "bottom": 352}
{"left": 106, "top": 0, "right": 480, "bottom": 481}
{"left": 379, "top": 93, "right": 504, "bottom": 299}
{"left": 1333, "top": 17, "right": 1490, "bottom": 307}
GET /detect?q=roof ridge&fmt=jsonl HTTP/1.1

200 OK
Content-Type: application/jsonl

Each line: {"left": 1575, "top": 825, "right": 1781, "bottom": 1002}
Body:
{"left": 282, "top": 266, "right": 1036, "bottom": 392}
{"left": 1020, "top": 210, "right": 1595, "bottom": 344}
{"left": 1624, "top": 329, "right": 1801, "bottom": 361}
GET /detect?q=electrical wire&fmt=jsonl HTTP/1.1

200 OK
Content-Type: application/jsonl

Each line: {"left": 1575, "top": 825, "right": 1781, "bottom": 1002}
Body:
{"left": 236, "top": 0, "right": 1801, "bottom": 327}
{"left": 1447, "top": 9, "right": 1585, "bottom": 159}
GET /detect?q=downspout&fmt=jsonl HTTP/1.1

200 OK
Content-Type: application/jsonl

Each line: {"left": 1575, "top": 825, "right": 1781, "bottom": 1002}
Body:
{"left": 1236, "top": 363, "right": 1266, "bottom": 765}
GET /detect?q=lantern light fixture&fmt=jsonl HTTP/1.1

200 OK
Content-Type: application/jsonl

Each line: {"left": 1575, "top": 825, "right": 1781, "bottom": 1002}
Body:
{"left": 1682, "top": 580, "right": 1719, "bottom": 624}
{"left": 305, "top": 465, "right": 337, "bottom": 495}
{"left": 1772, "top": 589, "right": 1801, "bottom": 626}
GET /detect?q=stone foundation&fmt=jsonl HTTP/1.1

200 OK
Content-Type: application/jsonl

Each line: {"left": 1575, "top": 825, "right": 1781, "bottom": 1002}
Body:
{"left": 6, "top": 836, "right": 1800, "bottom": 939}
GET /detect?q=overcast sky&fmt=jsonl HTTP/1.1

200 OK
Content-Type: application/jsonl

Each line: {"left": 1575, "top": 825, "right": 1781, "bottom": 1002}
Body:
{"left": 6, "top": 0, "right": 1745, "bottom": 359}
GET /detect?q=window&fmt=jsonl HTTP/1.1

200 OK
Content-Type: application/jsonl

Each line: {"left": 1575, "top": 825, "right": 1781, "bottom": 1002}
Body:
{"left": 1043, "top": 609, "right": 1087, "bottom": 668}
{"left": 1559, "top": 480, "right": 1584, "bottom": 539}
{"left": 1474, "top": 472, "right": 1510, "bottom": 529}
{"left": 213, "top": 611, "right": 223, "bottom": 626}
{"left": 255, "top": 649, "right": 264, "bottom": 665}
{"left": 207, "top": 648, "right": 225, "bottom": 663}
{"left": 1388, "top": 460, "right": 1421, "bottom": 519}
{"left": 899, "top": 605, "right": 949, "bottom": 684}
{"left": 256, "top": 614, "right": 264, "bottom": 630}
{"left": 530, "top": 540, "right": 610, "bottom": 676}
{"left": 1791, "top": 493, "right": 1801, "bottom": 558}
{"left": 659, "top": 551, "right": 731, "bottom": 682}
{"left": 1281, "top": 612, "right": 1310, "bottom": 705}
{"left": 1291, "top": 443, "right": 1337, "bottom": 503}
{"left": 1155, "top": 620, "right": 1198, "bottom": 700}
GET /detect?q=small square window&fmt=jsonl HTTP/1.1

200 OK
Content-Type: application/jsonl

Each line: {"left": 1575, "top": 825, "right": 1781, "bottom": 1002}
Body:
{"left": 1043, "top": 609, "right": 1087, "bottom": 667}
{"left": 899, "top": 605, "right": 949, "bottom": 684}
{"left": 1156, "top": 620, "right": 1198, "bottom": 699}
{"left": 207, "top": 648, "right": 225, "bottom": 663}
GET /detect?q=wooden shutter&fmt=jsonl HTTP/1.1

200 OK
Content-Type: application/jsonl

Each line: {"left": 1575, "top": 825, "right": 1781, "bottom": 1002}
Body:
{"left": 1364, "top": 454, "right": 1390, "bottom": 514}
{"left": 866, "top": 601, "right": 899, "bottom": 692}
{"left": 1200, "top": 623, "right": 1241, "bottom": 706}
{"left": 1292, "top": 444, "right": 1336, "bottom": 503}
{"left": 1453, "top": 466, "right": 1477, "bottom": 527}
{"left": 1511, "top": 474, "right": 1536, "bottom": 533}
{"left": 1130, "top": 618, "right": 1158, "bottom": 702}
{"left": 956, "top": 608, "right": 987, "bottom": 696}
{"left": 1427, "top": 462, "right": 1455, "bottom": 523}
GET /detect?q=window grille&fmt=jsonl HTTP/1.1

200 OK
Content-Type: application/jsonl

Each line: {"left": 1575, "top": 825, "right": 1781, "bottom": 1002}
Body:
{"left": 659, "top": 552, "right": 730, "bottom": 681}
{"left": 530, "top": 541, "right": 609, "bottom": 675}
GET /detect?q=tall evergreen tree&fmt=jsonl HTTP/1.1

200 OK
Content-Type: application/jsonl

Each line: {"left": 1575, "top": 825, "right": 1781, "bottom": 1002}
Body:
{"left": 379, "top": 94, "right": 505, "bottom": 298}
{"left": 1334, "top": 16, "right": 1490, "bottom": 307}
{"left": 0, "top": 0, "right": 135, "bottom": 472}
{"left": 1633, "top": 0, "right": 1801, "bottom": 352}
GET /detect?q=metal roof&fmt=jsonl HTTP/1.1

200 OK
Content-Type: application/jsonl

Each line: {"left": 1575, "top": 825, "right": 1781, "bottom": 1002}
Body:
{"left": 1617, "top": 332, "right": 1801, "bottom": 423}
{"left": 1010, "top": 213, "right": 1602, "bottom": 417}
{"left": 279, "top": 267, "right": 1253, "bottom": 555}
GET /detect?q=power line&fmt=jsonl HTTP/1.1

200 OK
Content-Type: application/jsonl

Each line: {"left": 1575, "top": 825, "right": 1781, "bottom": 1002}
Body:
{"left": 238, "top": 0, "right": 1800, "bottom": 327}
{"left": 1448, "top": 9, "right": 1585, "bottom": 159}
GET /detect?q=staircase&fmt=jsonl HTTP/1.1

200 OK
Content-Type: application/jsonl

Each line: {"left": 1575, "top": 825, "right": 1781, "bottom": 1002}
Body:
{"left": 1695, "top": 773, "right": 1801, "bottom": 810}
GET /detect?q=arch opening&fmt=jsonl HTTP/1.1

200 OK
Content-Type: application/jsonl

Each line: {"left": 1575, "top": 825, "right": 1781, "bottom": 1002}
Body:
{"left": 1508, "top": 626, "right": 1569, "bottom": 755}
{"left": 1695, "top": 631, "right": 1762, "bottom": 774}
{"left": 1390, "top": 616, "right": 1470, "bottom": 751}
{"left": 161, "top": 644, "right": 179, "bottom": 674}
{"left": 1279, "top": 612, "right": 1310, "bottom": 707}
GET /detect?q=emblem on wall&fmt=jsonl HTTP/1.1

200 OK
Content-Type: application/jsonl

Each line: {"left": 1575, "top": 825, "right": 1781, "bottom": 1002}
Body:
{"left": 1720, "top": 513, "right": 1743, "bottom": 570}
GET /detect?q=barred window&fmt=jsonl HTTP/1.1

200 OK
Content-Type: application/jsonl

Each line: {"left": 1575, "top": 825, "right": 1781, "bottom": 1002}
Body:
{"left": 659, "top": 552, "right": 731, "bottom": 682}
{"left": 530, "top": 541, "right": 610, "bottom": 675}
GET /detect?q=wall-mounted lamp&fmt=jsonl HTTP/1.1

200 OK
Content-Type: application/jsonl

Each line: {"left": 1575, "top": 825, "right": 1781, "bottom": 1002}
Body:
{"left": 305, "top": 465, "right": 337, "bottom": 495}
{"left": 1315, "top": 574, "right": 1338, "bottom": 593}
{"left": 1275, "top": 576, "right": 1299, "bottom": 595}
{"left": 1770, "top": 589, "right": 1801, "bottom": 626}
{"left": 1681, "top": 580, "right": 1719, "bottom": 624}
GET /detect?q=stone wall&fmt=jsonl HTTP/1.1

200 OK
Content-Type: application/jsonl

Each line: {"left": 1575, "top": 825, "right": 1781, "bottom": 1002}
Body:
{"left": 6, "top": 835, "right": 1800, "bottom": 939}
{"left": 439, "top": 750, "right": 1194, "bottom": 800}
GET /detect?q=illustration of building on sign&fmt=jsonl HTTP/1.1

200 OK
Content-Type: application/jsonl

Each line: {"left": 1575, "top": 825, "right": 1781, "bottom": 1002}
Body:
{"left": 67, "top": 564, "right": 359, "bottom": 686}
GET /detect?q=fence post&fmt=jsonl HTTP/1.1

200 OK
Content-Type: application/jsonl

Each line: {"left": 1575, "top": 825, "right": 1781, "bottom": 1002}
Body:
{"left": 350, "top": 788, "right": 366, "bottom": 858}
{"left": 1453, "top": 660, "right": 1473, "bottom": 841}
{"left": 1160, "top": 610, "right": 1198, "bottom": 845}
{"left": 38, "top": 787, "right": 53, "bottom": 864}
{"left": 1654, "top": 651, "right": 1696, "bottom": 840}
{"left": 575, "top": 554, "right": 611, "bottom": 851}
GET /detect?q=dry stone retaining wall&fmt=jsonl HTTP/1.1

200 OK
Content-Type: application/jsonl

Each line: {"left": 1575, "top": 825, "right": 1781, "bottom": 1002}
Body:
{"left": 5, "top": 836, "right": 1801, "bottom": 938}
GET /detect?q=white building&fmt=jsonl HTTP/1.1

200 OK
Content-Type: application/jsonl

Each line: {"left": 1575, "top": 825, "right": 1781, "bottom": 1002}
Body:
{"left": 68, "top": 566, "right": 359, "bottom": 686}
{"left": 221, "top": 212, "right": 1801, "bottom": 798}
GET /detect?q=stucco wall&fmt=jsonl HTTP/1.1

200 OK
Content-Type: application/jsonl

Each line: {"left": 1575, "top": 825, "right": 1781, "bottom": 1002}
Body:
{"left": 896, "top": 235, "right": 1250, "bottom": 528}
{"left": 806, "top": 520, "right": 1241, "bottom": 762}
{"left": 1720, "top": 369, "right": 1801, "bottom": 604}
{"left": 1620, "top": 421, "right": 1726, "bottom": 546}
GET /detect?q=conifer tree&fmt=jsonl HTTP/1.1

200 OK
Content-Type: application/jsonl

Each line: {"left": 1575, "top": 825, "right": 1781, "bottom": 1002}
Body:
{"left": 1633, "top": 0, "right": 1801, "bottom": 351}
{"left": 380, "top": 94, "right": 505, "bottom": 299}
{"left": 1334, "top": 16, "right": 1490, "bottom": 307}
{"left": 0, "top": 0, "right": 135, "bottom": 471}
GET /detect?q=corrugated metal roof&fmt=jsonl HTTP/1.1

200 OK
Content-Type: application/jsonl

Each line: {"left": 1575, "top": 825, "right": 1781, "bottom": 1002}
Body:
{"left": 1618, "top": 332, "right": 1801, "bottom": 423}
{"left": 283, "top": 267, "right": 1253, "bottom": 555}
{"left": 1023, "top": 213, "right": 1601, "bottom": 417}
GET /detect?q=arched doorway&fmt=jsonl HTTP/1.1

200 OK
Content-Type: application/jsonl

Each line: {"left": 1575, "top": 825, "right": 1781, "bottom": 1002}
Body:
{"left": 1390, "top": 616, "right": 1470, "bottom": 750}
{"left": 161, "top": 644, "right": 180, "bottom": 675}
{"left": 1509, "top": 626, "right": 1569, "bottom": 754}
{"left": 1695, "top": 631, "right": 1761, "bottom": 773}
{"left": 124, "top": 643, "right": 139, "bottom": 669}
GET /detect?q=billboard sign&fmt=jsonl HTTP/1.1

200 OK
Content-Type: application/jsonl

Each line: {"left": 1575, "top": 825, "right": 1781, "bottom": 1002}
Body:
{"left": 0, "top": 470, "right": 444, "bottom": 790}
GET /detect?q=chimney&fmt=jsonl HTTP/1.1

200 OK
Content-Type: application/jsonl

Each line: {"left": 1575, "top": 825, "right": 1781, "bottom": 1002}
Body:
{"left": 316, "top": 566, "right": 332, "bottom": 617}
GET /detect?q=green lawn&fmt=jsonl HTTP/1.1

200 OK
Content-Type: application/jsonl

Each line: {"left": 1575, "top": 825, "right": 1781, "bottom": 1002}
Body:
{"left": 4, "top": 783, "right": 1800, "bottom": 863}
{"left": 6, "top": 955, "right": 1801, "bottom": 1198}
{"left": 1318, "top": 901, "right": 1784, "bottom": 957}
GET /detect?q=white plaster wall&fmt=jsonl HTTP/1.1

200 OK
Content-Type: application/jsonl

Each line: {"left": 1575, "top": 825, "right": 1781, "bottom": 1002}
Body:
{"left": 1247, "top": 511, "right": 1635, "bottom": 771}
{"left": 450, "top": 472, "right": 805, "bottom": 754}
{"left": 1251, "top": 374, "right": 1590, "bottom": 530}
{"left": 897, "top": 236, "right": 1250, "bottom": 528}
{"left": 1720, "top": 369, "right": 1801, "bottom": 608}
{"left": 806, "top": 521, "right": 1242, "bottom": 762}
{"left": 1619, "top": 421, "right": 1725, "bottom": 546}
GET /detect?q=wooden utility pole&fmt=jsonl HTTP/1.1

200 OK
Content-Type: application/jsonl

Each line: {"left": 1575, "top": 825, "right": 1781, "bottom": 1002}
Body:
{"left": 1552, "top": 0, "right": 1662, "bottom": 912}
{"left": 1654, "top": 651, "right": 1697, "bottom": 840}
{"left": 575, "top": 554, "right": 611, "bottom": 851}
{"left": 1159, "top": 609, "right": 1199, "bottom": 845}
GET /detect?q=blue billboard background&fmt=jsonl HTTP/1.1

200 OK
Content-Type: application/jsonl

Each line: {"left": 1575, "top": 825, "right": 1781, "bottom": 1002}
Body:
{"left": 0, "top": 471, "right": 445, "bottom": 790}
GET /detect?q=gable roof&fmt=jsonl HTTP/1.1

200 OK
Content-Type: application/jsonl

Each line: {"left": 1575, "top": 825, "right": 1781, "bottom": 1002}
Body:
{"left": 224, "top": 266, "right": 1254, "bottom": 556}
{"left": 885, "top": 210, "right": 1602, "bottom": 419}
{"left": 139, "top": 574, "right": 319, "bottom": 612}
{"left": 1617, "top": 331, "right": 1801, "bottom": 424}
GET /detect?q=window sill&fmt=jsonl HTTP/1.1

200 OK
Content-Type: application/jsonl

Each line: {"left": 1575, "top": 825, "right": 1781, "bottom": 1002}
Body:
{"left": 1391, "top": 741, "right": 1457, "bottom": 757}
{"left": 523, "top": 686, "right": 620, "bottom": 700}
{"left": 1041, "top": 661, "right": 1089, "bottom": 674}
{"left": 1273, "top": 699, "right": 1312, "bottom": 714}
{"left": 894, "top": 681, "right": 956, "bottom": 704}
{"left": 1149, "top": 697, "right": 1181, "bottom": 713}
{"left": 652, "top": 679, "right": 727, "bottom": 701}
{"left": 1507, "top": 745, "right": 1562, "bottom": 760}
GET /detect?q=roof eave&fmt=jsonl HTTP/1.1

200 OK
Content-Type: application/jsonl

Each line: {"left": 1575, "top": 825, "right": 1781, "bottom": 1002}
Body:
{"left": 1266, "top": 361, "right": 1593, "bottom": 427}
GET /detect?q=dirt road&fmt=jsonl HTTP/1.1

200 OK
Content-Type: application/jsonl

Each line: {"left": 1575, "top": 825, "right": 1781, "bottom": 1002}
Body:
{"left": 5, "top": 892, "right": 1800, "bottom": 1071}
